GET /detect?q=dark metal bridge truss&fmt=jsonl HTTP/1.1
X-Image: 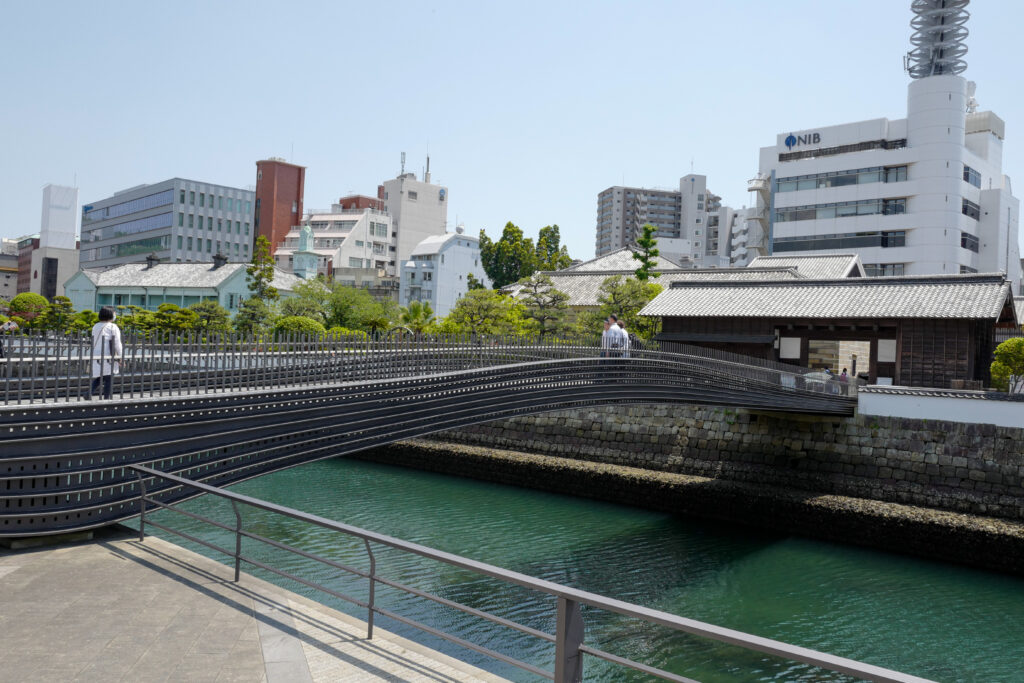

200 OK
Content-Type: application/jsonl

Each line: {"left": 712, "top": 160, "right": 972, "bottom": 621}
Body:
{"left": 0, "top": 336, "right": 855, "bottom": 537}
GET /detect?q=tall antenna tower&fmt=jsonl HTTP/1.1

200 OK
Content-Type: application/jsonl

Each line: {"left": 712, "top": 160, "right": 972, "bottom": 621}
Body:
{"left": 400, "top": 151, "right": 406, "bottom": 175}
{"left": 905, "top": 0, "right": 970, "bottom": 79}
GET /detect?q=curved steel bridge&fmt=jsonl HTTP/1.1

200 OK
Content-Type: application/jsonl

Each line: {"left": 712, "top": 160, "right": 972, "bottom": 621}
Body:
{"left": 0, "top": 335, "right": 856, "bottom": 537}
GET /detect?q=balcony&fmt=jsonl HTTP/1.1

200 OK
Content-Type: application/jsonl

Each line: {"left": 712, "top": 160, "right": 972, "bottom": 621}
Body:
{"left": 747, "top": 175, "right": 770, "bottom": 196}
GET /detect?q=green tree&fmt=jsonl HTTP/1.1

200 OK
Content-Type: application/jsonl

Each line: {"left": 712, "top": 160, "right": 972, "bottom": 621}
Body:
{"left": 399, "top": 300, "right": 436, "bottom": 334}
{"left": 535, "top": 224, "right": 573, "bottom": 271}
{"left": 479, "top": 222, "right": 538, "bottom": 289}
{"left": 466, "top": 272, "right": 486, "bottom": 291}
{"left": 35, "top": 296, "right": 75, "bottom": 332}
{"left": 188, "top": 300, "right": 232, "bottom": 334}
{"left": 68, "top": 309, "right": 99, "bottom": 333}
{"left": 9, "top": 292, "right": 48, "bottom": 326}
{"left": 279, "top": 279, "right": 330, "bottom": 323}
{"left": 116, "top": 306, "right": 156, "bottom": 334}
{"left": 234, "top": 298, "right": 272, "bottom": 336}
{"left": 516, "top": 273, "right": 569, "bottom": 339}
{"left": 990, "top": 337, "right": 1024, "bottom": 392}
{"left": 247, "top": 235, "right": 279, "bottom": 302}
{"left": 594, "top": 275, "right": 663, "bottom": 339}
{"left": 439, "top": 289, "right": 526, "bottom": 336}
{"left": 273, "top": 315, "right": 326, "bottom": 337}
{"left": 153, "top": 303, "right": 199, "bottom": 334}
{"left": 631, "top": 223, "right": 661, "bottom": 282}
{"left": 361, "top": 299, "right": 397, "bottom": 335}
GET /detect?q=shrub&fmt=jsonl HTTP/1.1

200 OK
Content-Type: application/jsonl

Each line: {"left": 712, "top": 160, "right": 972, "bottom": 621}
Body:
{"left": 990, "top": 337, "right": 1024, "bottom": 393}
{"left": 9, "top": 292, "right": 48, "bottom": 324}
{"left": 326, "top": 326, "right": 369, "bottom": 340}
{"left": 273, "top": 316, "right": 326, "bottom": 337}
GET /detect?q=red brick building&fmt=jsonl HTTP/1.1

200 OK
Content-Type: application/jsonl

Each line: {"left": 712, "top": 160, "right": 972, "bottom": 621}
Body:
{"left": 336, "top": 194, "right": 384, "bottom": 211}
{"left": 254, "top": 159, "right": 305, "bottom": 256}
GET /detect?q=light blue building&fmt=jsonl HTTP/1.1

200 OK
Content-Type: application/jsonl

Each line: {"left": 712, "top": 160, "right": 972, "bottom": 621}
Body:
{"left": 398, "top": 227, "right": 490, "bottom": 316}
{"left": 64, "top": 255, "right": 299, "bottom": 314}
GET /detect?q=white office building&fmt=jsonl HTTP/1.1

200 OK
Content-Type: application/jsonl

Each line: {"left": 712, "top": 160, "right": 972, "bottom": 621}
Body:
{"left": 380, "top": 157, "right": 449, "bottom": 268}
{"left": 398, "top": 226, "right": 490, "bottom": 316}
{"left": 741, "top": 0, "right": 1021, "bottom": 293}
{"left": 274, "top": 205, "right": 394, "bottom": 278}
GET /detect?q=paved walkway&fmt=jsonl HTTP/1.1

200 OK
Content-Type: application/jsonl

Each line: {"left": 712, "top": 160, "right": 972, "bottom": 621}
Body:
{"left": 0, "top": 527, "right": 507, "bottom": 682}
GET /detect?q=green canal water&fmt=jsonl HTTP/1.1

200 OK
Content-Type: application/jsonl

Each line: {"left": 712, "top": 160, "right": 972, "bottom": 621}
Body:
{"left": 143, "top": 457, "right": 1024, "bottom": 681}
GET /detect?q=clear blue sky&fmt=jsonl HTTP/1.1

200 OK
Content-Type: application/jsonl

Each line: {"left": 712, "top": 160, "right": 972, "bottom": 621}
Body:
{"left": 2, "top": 0, "right": 1022, "bottom": 259}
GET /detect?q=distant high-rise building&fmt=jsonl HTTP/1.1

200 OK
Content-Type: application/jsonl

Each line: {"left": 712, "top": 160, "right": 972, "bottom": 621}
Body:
{"left": 255, "top": 158, "right": 305, "bottom": 256}
{"left": 748, "top": 0, "right": 1021, "bottom": 291}
{"left": 80, "top": 179, "right": 254, "bottom": 270}
{"left": 379, "top": 156, "right": 448, "bottom": 267}
{"left": 595, "top": 174, "right": 733, "bottom": 266}
{"left": 16, "top": 184, "right": 80, "bottom": 298}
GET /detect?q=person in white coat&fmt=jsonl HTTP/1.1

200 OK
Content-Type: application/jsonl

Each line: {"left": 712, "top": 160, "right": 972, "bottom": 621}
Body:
{"left": 90, "top": 306, "right": 123, "bottom": 399}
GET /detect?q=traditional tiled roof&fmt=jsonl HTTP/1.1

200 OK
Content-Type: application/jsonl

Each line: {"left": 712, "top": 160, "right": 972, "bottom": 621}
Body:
{"left": 565, "top": 247, "right": 680, "bottom": 272}
{"left": 640, "top": 273, "right": 1014, "bottom": 320}
{"left": 75, "top": 263, "right": 301, "bottom": 292}
{"left": 506, "top": 268, "right": 803, "bottom": 307}
{"left": 747, "top": 253, "right": 865, "bottom": 279}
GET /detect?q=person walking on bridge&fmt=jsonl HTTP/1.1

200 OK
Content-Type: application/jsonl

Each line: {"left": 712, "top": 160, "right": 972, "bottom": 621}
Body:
{"left": 616, "top": 320, "right": 631, "bottom": 358}
{"left": 90, "top": 306, "right": 123, "bottom": 400}
{"left": 603, "top": 315, "right": 628, "bottom": 358}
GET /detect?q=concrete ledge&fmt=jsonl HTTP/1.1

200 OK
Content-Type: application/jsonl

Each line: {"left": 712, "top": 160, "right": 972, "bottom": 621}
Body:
{"left": 355, "top": 439, "right": 1024, "bottom": 576}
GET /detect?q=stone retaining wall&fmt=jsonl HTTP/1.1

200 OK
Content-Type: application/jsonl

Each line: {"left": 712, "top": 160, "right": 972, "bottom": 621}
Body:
{"left": 433, "top": 405, "right": 1024, "bottom": 520}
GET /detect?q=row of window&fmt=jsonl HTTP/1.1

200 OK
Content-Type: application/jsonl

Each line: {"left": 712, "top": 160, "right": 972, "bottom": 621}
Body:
{"left": 83, "top": 189, "right": 174, "bottom": 223}
{"left": 775, "top": 198, "right": 907, "bottom": 222}
{"left": 180, "top": 189, "right": 251, "bottom": 214}
{"left": 773, "top": 230, "right": 907, "bottom": 252}
{"left": 776, "top": 166, "right": 907, "bottom": 193}
{"left": 177, "top": 235, "right": 249, "bottom": 257}
{"left": 778, "top": 138, "right": 907, "bottom": 162}
{"left": 962, "top": 199, "right": 980, "bottom": 220}
{"left": 178, "top": 213, "right": 250, "bottom": 235}
{"left": 863, "top": 263, "right": 905, "bottom": 276}
{"left": 963, "top": 165, "right": 981, "bottom": 188}
{"left": 83, "top": 212, "right": 173, "bottom": 242}
{"left": 370, "top": 221, "right": 388, "bottom": 238}
{"left": 960, "top": 232, "right": 979, "bottom": 253}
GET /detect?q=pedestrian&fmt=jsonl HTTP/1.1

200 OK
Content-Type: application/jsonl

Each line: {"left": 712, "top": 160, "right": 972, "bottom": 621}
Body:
{"left": 600, "top": 320, "right": 611, "bottom": 358}
{"left": 0, "top": 319, "right": 18, "bottom": 359}
{"left": 90, "top": 306, "right": 123, "bottom": 400}
{"left": 616, "top": 320, "right": 631, "bottom": 358}
{"left": 840, "top": 368, "right": 848, "bottom": 382}
{"left": 604, "top": 315, "right": 627, "bottom": 357}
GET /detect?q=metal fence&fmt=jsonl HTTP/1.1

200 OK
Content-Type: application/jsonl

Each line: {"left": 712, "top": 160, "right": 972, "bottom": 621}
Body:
{"left": 133, "top": 464, "right": 931, "bottom": 683}
{"left": 0, "top": 330, "right": 855, "bottom": 407}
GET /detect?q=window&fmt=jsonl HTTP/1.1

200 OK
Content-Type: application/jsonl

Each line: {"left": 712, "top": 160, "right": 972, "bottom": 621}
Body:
{"left": 349, "top": 257, "right": 363, "bottom": 268}
{"left": 177, "top": 236, "right": 183, "bottom": 249}
{"left": 188, "top": 215, "right": 194, "bottom": 228}
{"left": 292, "top": 201, "right": 297, "bottom": 213}
{"left": 235, "top": 221, "right": 240, "bottom": 233}
{"left": 697, "top": 194, "right": 704, "bottom": 201}
{"left": 962, "top": 198, "right": 980, "bottom": 220}
{"left": 863, "top": 263, "right": 905, "bottom": 276}
{"left": 963, "top": 165, "right": 981, "bottom": 188}
{"left": 178, "top": 212, "right": 184, "bottom": 227}
{"left": 885, "top": 165, "right": 908, "bottom": 183}
{"left": 228, "top": 293, "right": 236, "bottom": 309}
{"left": 775, "top": 198, "right": 906, "bottom": 222}
{"left": 882, "top": 198, "right": 906, "bottom": 215}
{"left": 423, "top": 272, "right": 432, "bottom": 281}
{"left": 180, "top": 190, "right": 186, "bottom": 204}
{"left": 83, "top": 189, "right": 175, "bottom": 223}
{"left": 694, "top": 241, "right": 701, "bottom": 248}
{"left": 774, "top": 230, "right": 906, "bottom": 252}
{"left": 218, "top": 196, "right": 223, "bottom": 210}
{"left": 779, "top": 138, "right": 906, "bottom": 162}
{"left": 187, "top": 237, "right": 193, "bottom": 250}
{"left": 190, "top": 191, "right": 195, "bottom": 205}
{"left": 206, "top": 239, "right": 212, "bottom": 253}
{"left": 199, "top": 193, "right": 205, "bottom": 207}
{"left": 217, "top": 219, "right": 222, "bottom": 232}
{"left": 244, "top": 222, "right": 249, "bottom": 235}
{"left": 960, "top": 231, "right": 979, "bottom": 252}
{"left": 408, "top": 191, "right": 418, "bottom": 200}
{"left": 208, "top": 217, "right": 214, "bottom": 229}
{"left": 246, "top": 201, "right": 251, "bottom": 214}
{"left": 355, "top": 240, "right": 364, "bottom": 247}
{"left": 959, "top": 265, "right": 978, "bottom": 274}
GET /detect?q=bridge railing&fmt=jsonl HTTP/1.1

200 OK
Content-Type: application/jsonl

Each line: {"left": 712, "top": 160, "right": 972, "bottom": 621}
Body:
{"left": 131, "top": 464, "right": 929, "bottom": 683}
{"left": 0, "top": 330, "right": 854, "bottom": 406}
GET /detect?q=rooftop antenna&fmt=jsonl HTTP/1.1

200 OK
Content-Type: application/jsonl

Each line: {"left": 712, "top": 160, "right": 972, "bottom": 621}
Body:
{"left": 425, "top": 155, "right": 431, "bottom": 184}
{"left": 906, "top": 0, "right": 970, "bottom": 79}
{"left": 401, "top": 151, "right": 406, "bottom": 175}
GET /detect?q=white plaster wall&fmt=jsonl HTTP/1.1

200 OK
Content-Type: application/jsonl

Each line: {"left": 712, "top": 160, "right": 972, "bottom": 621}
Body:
{"left": 858, "top": 391, "right": 1024, "bottom": 429}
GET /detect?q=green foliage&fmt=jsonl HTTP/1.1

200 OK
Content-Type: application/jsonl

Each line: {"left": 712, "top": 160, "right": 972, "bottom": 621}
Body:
{"left": 153, "top": 303, "right": 199, "bottom": 333}
{"left": 246, "top": 235, "right": 279, "bottom": 302}
{"left": 273, "top": 315, "right": 326, "bottom": 337}
{"left": 439, "top": 289, "right": 527, "bottom": 336}
{"left": 399, "top": 300, "right": 436, "bottom": 334}
{"left": 479, "top": 222, "right": 538, "bottom": 289}
{"left": 516, "top": 273, "right": 569, "bottom": 339}
{"left": 990, "top": 337, "right": 1024, "bottom": 392}
{"left": 326, "top": 286, "right": 396, "bottom": 333}
{"left": 234, "top": 298, "right": 273, "bottom": 336}
{"left": 535, "top": 225, "right": 573, "bottom": 271}
{"left": 326, "top": 326, "right": 369, "bottom": 340}
{"left": 34, "top": 296, "right": 75, "bottom": 332}
{"left": 68, "top": 309, "right": 99, "bottom": 333}
{"left": 632, "top": 223, "right": 661, "bottom": 282}
{"left": 577, "top": 275, "right": 662, "bottom": 340}
{"left": 116, "top": 305, "right": 156, "bottom": 334}
{"left": 280, "top": 279, "right": 330, "bottom": 323}
{"left": 466, "top": 272, "right": 487, "bottom": 291}
{"left": 10, "top": 292, "right": 48, "bottom": 324}
{"left": 188, "top": 300, "right": 232, "bottom": 333}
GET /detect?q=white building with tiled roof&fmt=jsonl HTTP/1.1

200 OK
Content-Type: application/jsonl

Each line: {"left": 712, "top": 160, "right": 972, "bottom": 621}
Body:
{"left": 64, "top": 256, "right": 300, "bottom": 315}
{"left": 398, "top": 227, "right": 490, "bottom": 316}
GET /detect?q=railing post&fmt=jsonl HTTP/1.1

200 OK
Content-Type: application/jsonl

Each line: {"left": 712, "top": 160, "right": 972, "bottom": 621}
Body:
{"left": 136, "top": 470, "right": 147, "bottom": 542}
{"left": 554, "top": 597, "right": 584, "bottom": 683}
{"left": 363, "top": 538, "right": 376, "bottom": 640}
{"left": 230, "top": 500, "right": 242, "bottom": 583}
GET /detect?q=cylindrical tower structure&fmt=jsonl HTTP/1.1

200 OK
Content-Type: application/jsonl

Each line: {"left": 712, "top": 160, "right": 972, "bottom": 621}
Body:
{"left": 907, "top": 0, "right": 969, "bottom": 79}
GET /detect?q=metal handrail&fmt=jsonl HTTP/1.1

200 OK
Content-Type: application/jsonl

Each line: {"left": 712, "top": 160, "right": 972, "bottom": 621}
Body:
{"left": 131, "top": 464, "right": 933, "bottom": 683}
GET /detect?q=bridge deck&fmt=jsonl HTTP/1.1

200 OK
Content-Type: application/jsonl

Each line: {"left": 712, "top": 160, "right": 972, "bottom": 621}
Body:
{"left": 0, "top": 528, "right": 503, "bottom": 682}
